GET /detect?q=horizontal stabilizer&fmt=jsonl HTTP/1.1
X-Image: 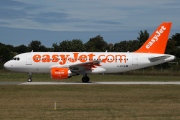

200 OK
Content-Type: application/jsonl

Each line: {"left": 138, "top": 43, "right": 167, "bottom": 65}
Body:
{"left": 149, "top": 55, "right": 171, "bottom": 62}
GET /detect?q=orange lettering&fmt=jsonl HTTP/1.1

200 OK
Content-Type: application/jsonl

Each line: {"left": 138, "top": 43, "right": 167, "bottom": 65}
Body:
{"left": 98, "top": 55, "right": 106, "bottom": 63}
{"left": 79, "top": 55, "right": 87, "bottom": 62}
{"left": 52, "top": 55, "right": 59, "bottom": 62}
{"left": 59, "top": 55, "right": 69, "bottom": 65}
{"left": 33, "top": 54, "right": 41, "bottom": 62}
{"left": 106, "top": 55, "right": 114, "bottom": 63}
{"left": 87, "top": 54, "right": 95, "bottom": 61}
{"left": 115, "top": 55, "right": 126, "bottom": 63}
{"left": 69, "top": 53, "right": 78, "bottom": 62}
{"left": 42, "top": 55, "right": 50, "bottom": 62}
{"left": 32, "top": 53, "right": 127, "bottom": 64}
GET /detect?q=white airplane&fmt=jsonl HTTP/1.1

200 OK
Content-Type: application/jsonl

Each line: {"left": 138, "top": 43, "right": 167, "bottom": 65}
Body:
{"left": 4, "top": 22, "right": 175, "bottom": 82}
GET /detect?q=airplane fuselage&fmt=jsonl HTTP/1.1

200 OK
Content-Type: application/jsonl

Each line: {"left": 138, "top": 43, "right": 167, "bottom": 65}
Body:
{"left": 4, "top": 52, "right": 175, "bottom": 74}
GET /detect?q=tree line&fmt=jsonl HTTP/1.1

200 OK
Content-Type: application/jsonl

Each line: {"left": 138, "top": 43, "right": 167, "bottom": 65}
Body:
{"left": 0, "top": 31, "right": 180, "bottom": 66}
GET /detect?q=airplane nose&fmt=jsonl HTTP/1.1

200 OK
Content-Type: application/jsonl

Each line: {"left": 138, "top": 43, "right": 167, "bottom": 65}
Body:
{"left": 4, "top": 61, "right": 12, "bottom": 70}
{"left": 4, "top": 62, "right": 8, "bottom": 69}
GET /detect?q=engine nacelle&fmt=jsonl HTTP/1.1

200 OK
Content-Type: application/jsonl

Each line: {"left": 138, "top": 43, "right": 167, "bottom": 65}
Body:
{"left": 51, "top": 68, "right": 71, "bottom": 80}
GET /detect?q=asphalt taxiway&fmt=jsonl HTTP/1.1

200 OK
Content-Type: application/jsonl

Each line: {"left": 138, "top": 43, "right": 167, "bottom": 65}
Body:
{"left": 0, "top": 82, "right": 180, "bottom": 85}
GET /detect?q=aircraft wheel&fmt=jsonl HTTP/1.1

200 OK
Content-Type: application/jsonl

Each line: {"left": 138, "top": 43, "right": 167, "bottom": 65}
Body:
{"left": 82, "top": 76, "right": 90, "bottom": 83}
{"left": 28, "top": 78, "right": 32, "bottom": 82}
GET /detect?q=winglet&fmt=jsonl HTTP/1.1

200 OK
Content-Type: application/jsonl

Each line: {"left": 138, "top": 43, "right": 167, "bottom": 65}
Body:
{"left": 135, "top": 22, "right": 172, "bottom": 54}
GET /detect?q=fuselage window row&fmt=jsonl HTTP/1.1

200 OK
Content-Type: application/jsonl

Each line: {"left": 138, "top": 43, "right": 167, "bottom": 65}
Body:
{"left": 33, "top": 58, "right": 129, "bottom": 61}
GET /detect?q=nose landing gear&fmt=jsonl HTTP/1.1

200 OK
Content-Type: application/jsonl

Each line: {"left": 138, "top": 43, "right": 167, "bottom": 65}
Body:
{"left": 28, "top": 72, "right": 32, "bottom": 82}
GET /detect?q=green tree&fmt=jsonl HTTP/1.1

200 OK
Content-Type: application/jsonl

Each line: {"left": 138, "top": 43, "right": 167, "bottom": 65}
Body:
{"left": 85, "top": 35, "right": 108, "bottom": 52}
{"left": 168, "top": 33, "right": 180, "bottom": 58}
{"left": 113, "top": 40, "right": 139, "bottom": 52}
{"left": 52, "top": 43, "right": 61, "bottom": 52}
{"left": 28, "top": 40, "right": 41, "bottom": 52}
{"left": 0, "top": 42, "right": 5, "bottom": 47}
{"left": 39, "top": 45, "right": 48, "bottom": 52}
{"left": 28, "top": 40, "right": 47, "bottom": 52}
{"left": 14, "top": 45, "right": 28, "bottom": 54}
{"left": 113, "top": 41, "right": 128, "bottom": 52}
{"left": 165, "top": 40, "right": 177, "bottom": 55}
{"left": 53, "top": 39, "right": 85, "bottom": 52}
{"left": 170, "top": 33, "right": 180, "bottom": 46}
{"left": 137, "top": 30, "right": 149, "bottom": 46}
{"left": 59, "top": 40, "right": 72, "bottom": 52}
{"left": 6, "top": 44, "right": 15, "bottom": 52}
{"left": 128, "top": 40, "right": 140, "bottom": 51}
{"left": 0, "top": 46, "right": 12, "bottom": 62}
{"left": 71, "top": 39, "right": 85, "bottom": 52}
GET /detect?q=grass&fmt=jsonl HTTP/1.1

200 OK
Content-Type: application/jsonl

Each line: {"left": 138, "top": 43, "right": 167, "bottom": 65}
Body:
{"left": 0, "top": 72, "right": 180, "bottom": 82}
{"left": 0, "top": 72, "right": 180, "bottom": 119}
{"left": 0, "top": 85, "right": 180, "bottom": 119}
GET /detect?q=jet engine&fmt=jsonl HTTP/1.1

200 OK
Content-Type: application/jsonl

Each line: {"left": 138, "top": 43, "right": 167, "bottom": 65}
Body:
{"left": 51, "top": 68, "right": 71, "bottom": 80}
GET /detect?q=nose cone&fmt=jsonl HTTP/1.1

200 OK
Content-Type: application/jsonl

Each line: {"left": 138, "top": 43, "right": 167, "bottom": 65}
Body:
{"left": 4, "top": 61, "right": 12, "bottom": 70}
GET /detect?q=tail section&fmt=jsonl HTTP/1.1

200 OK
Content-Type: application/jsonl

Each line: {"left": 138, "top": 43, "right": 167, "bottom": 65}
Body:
{"left": 135, "top": 22, "right": 172, "bottom": 54}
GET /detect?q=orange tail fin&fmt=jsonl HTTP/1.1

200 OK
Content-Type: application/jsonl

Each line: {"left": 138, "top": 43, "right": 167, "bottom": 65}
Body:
{"left": 135, "top": 22, "right": 172, "bottom": 54}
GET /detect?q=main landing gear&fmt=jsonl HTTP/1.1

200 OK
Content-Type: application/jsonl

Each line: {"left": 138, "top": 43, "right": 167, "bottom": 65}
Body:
{"left": 28, "top": 72, "right": 32, "bottom": 82}
{"left": 82, "top": 74, "right": 90, "bottom": 83}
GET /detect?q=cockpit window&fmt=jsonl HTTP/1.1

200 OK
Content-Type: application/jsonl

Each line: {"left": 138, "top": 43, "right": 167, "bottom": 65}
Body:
{"left": 12, "top": 57, "right": 20, "bottom": 61}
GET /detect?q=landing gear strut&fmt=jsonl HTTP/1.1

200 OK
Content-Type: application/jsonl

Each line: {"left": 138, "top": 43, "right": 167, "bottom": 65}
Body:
{"left": 28, "top": 72, "right": 32, "bottom": 82}
{"left": 82, "top": 74, "right": 90, "bottom": 83}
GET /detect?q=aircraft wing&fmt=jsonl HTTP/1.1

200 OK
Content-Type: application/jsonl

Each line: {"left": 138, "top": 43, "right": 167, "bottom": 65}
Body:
{"left": 148, "top": 55, "right": 171, "bottom": 62}
{"left": 50, "top": 60, "right": 103, "bottom": 72}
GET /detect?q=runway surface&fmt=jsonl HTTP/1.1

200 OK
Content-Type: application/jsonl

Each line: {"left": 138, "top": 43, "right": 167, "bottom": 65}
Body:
{"left": 0, "top": 82, "right": 180, "bottom": 85}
